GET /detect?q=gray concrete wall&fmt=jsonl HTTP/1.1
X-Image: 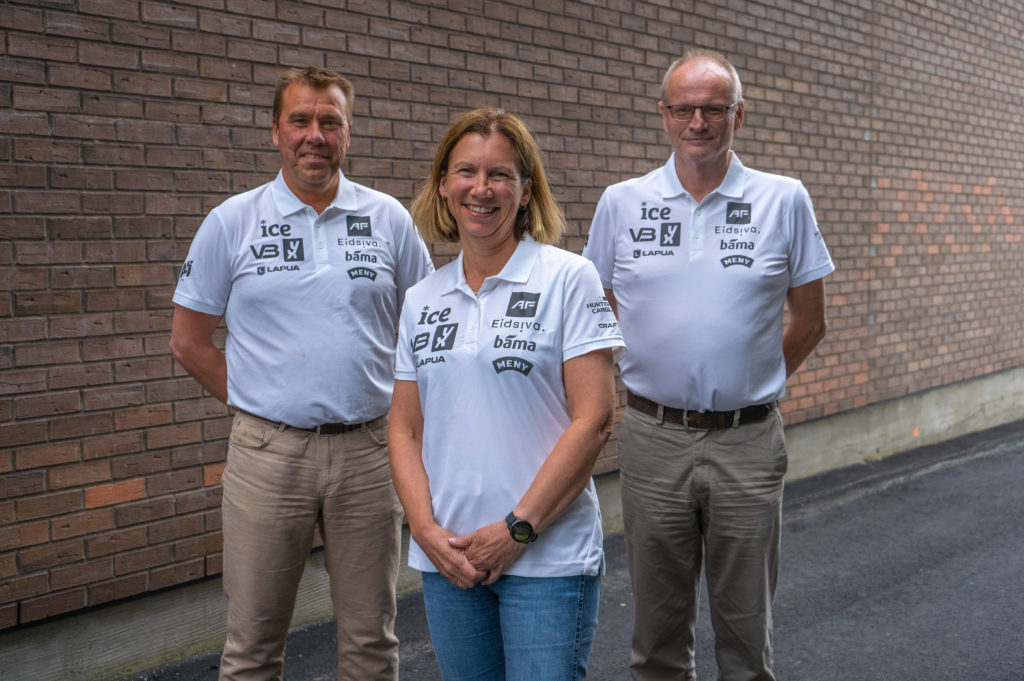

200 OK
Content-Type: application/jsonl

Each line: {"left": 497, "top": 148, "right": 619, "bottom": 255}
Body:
{"left": 3, "top": 365, "right": 1022, "bottom": 681}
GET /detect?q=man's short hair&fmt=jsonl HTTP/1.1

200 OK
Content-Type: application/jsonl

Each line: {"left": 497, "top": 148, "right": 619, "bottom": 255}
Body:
{"left": 660, "top": 48, "right": 743, "bottom": 104}
{"left": 273, "top": 67, "right": 355, "bottom": 124}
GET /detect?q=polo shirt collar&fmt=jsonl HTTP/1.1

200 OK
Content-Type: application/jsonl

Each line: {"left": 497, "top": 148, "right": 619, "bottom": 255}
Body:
{"left": 659, "top": 151, "right": 747, "bottom": 201}
{"left": 271, "top": 170, "right": 357, "bottom": 216}
{"left": 444, "top": 235, "right": 541, "bottom": 297}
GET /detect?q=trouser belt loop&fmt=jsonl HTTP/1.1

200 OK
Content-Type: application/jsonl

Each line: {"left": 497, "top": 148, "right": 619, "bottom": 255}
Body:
{"left": 682, "top": 408, "right": 689, "bottom": 430}
{"left": 656, "top": 403, "right": 665, "bottom": 426}
{"left": 731, "top": 408, "right": 742, "bottom": 429}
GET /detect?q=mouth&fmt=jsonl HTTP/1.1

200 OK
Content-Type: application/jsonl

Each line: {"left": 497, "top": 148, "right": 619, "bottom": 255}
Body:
{"left": 466, "top": 204, "right": 498, "bottom": 215}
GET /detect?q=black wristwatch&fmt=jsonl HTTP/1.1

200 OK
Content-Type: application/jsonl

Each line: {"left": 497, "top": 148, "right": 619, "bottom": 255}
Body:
{"left": 505, "top": 512, "right": 538, "bottom": 544}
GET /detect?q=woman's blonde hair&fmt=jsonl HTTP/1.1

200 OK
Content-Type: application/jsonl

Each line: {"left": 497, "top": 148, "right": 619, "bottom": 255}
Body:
{"left": 411, "top": 108, "right": 565, "bottom": 245}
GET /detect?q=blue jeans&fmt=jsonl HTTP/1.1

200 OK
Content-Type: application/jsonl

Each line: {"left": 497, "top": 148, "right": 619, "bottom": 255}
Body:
{"left": 421, "top": 571, "right": 600, "bottom": 681}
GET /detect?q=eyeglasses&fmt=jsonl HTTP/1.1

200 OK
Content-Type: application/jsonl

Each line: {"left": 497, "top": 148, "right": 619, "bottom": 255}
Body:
{"left": 663, "top": 103, "right": 737, "bottom": 122}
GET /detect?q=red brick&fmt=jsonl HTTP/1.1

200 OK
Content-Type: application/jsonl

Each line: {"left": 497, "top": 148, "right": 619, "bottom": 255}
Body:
{"left": 82, "top": 431, "right": 143, "bottom": 459}
{"left": 15, "top": 490, "right": 83, "bottom": 521}
{"left": 110, "top": 450, "right": 170, "bottom": 479}
{"left": 114, "top": 544, "right": 171, "bottom": 575}
{"left": 15, "top": 390, "right": 82, "bottom": 419}
{"left": 49, "top": 459, "right": 111, "bottom": 490}
{"left": 0, "top": 519, "right": 49, "bottom": 551}
{"left": 83, "top": 478, "right": 145, "bottom": 509}
{"left": 0, "top": 572, "right": 49, "bottom": 604}
{"left": 51, "top": 508, "right": 115, "bottom": 540}
{"left": 115, "top": 495, "right": 174, "bottom": 526}
{"left": 18, "top": 538, "right": 85, "bottom": 572}
{"left": 15, "top": 441, "right": 81, "bottom": 470}
{"left": 87, "top": 573, "right": 148, "bottom": 607}
{"left": 149, "top": 557, "right": 205, "bottom": 590}
{"left": 20, "top": 588, "right": 87, "bottom": 624}
{"left": 86, "top": 525, "right": 147, "bottom": 558}
{"left": 48, "top": 412, "right": 113, "bottom": 441}
{"left": 0, "top": 605, "right": 15, "bottom": 630}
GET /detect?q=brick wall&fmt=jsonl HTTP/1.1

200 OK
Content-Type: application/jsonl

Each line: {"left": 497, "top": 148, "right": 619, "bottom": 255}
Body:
{"left": 2, "top": 0, "right": 1022, "bottom": 628}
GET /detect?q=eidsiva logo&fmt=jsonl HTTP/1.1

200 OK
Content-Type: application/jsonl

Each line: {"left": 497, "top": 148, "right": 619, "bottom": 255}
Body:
{"left": 726, "top": 202, "right": 752, "bottom": 224}
{"left": 506, "top": 292, "right": 541, "bottom": 317}
{"left": 347, "top": 215, "right": 372, "bottom": 236}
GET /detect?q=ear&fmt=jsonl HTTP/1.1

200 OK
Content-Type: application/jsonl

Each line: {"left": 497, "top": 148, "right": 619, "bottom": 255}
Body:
{"left": 520, "top": 177, "right": 532, "bottom": 208}
{"left": 733, "top": 101, "right": 744, "bottom": 132}
{"left": 439, "top": 173, "right": 448, "bottom": 199}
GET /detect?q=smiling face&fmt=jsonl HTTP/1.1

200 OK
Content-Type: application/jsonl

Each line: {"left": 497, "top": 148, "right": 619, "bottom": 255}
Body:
{"left": 272, "top": 81, "right": 351, "bottom": 208}
{"left": 439, "top": 132, "right": 532, "bottom": 250}
{"left": 660, "top": 57, "right": 743, "bottom": 171}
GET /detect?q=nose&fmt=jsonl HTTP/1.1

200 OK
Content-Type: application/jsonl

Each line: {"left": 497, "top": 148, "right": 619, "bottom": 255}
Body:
{"left": 307, "top": 121, "right": 326, "bottom": 144}
{"left": 470, "top": 172, "right": 492, "bottom": 195}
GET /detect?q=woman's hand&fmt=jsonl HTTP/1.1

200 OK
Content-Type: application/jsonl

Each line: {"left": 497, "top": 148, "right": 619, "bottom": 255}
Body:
{"left": 450, "top": 520, "right": 525, "bottom": 585}
{"left": 416, "top": 523, "right": 489, "bottom": 590}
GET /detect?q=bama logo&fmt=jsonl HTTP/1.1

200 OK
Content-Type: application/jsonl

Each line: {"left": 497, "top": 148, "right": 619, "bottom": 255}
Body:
{"left": 726, "top": 202, "right": 752, "bottom": 224}
{"left": 506, "top": 292, "right": 540, "bottom": 317}
{"left": 492, "top": 357, "right": 534, "bottom": 376}
{"left": 721, "top": 255, "right": 754, "bottom": 269}
{"left": 347, "top": 215, "right": 372, "bottom": 236}
{"left": 412, "top": 323, "right": 459, "bottom": 353}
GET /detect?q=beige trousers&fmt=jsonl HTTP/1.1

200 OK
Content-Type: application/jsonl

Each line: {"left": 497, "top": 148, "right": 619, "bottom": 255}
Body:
{"left": 619, "top": 406, "right": 787, "bottom": 681}
{"left": 218, "top": 411, "right": 402, "bottom": 681}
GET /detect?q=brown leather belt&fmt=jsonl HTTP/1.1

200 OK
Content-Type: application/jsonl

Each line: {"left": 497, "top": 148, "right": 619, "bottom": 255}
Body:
{"left": 626, "top": 391, "right": 775, "bottom": 430}
{"left": 240, "top": 410, "right": 374, "bottom": 435}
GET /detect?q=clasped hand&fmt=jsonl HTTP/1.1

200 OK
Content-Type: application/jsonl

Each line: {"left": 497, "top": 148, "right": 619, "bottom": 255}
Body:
{"left": 422, "top": 520, "right": 524, "bottom": 589}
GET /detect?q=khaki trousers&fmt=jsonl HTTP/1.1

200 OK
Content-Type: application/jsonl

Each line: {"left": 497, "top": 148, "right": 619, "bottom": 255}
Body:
{"left": 218, "top": 411, "right": 402, "bottom": 681}
{"left": 619, "top": 406, "right": 787, "bottom": 681}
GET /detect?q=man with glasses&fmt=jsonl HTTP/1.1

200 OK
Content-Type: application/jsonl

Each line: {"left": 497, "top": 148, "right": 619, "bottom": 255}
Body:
{"left": 583, "top": 49, "right": 834, "bottom": 680}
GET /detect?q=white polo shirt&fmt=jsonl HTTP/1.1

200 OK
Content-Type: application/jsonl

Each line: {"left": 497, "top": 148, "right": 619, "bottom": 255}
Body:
{"left": 395, "top": 237, "right": 624, "bottom": 578}
{"left": 583, "top": 153, "right": 834, "bottom": 411}
{"left": 173, "top": 171, "right": 433, "bottom": 427}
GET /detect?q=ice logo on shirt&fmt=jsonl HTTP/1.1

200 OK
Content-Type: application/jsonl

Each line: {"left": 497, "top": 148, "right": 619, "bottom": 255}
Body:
{"left": 506, "top": 292, "right": 540, "bottom": 317}
{"left": 726, "top": 202, "right": 752, "bottom": 224}
{"left": 492, "top": 357, "right": 534, "bottom": 376}
{"left": 347, "top": 215, "right": 372, "bottom": 236}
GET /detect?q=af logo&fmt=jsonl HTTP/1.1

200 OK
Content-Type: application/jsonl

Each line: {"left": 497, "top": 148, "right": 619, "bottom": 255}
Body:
{"left": 347, "top": 215, "right": 372, "bottom": 236}
{"left": 179, "top": 260, "right": 193, "bottom": 279}
{"left": 506, "top": 292, "right": 540, "bottom": 317}
{"left": 726, "top": 202, "right": 752, "bottom": 224}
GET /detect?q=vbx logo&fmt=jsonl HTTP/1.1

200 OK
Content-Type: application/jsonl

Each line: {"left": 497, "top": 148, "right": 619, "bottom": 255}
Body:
{"left": 250, "top": 243, "right": 279, "bottom": 259}
{"left": 630, "top": 227, "right": 656, "bottom": 242}
{"left": 412, "top": 323, "right": 459, "bottom": 353}
{"left": 660, "top": 223, "right": 681, "bottom": 246}
{"left": 283, "top": 238, "right": 304, "bottom": 261}
{"left": 726, "top": 202, "right": 752, "bottom": 224}
{"left": 492, "top": 357, "right": 534, "bottom": 376}
{"left": 506, "top": 292, "right": 540, "bottom": 317}
{"left": 347, "top": 216, "right": 372, "bottom": 236}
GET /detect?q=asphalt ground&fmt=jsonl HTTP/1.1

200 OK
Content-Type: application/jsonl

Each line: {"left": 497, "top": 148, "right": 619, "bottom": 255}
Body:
{"left": 125, "top": 418, "right": 1024, "bottom": 681}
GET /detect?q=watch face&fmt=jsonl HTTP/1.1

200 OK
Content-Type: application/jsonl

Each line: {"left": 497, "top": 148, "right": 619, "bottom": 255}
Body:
{"left": 511, "top": 522, "right": 531, "bottom": 542}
